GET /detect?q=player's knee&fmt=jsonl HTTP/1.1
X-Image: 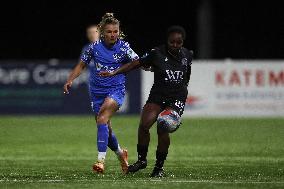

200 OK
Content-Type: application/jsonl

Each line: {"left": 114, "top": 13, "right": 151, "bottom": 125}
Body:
{"left": 138, "top": 124, "right": 150, "bottom": 135}
{"left": 157, "top": 126, "right": 168, "bottom": 135}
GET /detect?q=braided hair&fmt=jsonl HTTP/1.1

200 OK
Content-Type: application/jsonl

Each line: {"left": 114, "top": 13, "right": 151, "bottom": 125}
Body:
{"left": 98, "top": 13, "right": 125, "bottom": 39}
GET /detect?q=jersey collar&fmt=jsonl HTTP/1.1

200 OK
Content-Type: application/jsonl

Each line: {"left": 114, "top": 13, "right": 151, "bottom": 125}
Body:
{"left": 102, "top": 39, "right": 120, "bottom": 50}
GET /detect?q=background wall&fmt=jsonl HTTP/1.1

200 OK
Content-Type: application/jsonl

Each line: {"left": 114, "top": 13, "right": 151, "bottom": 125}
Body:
{"left": 1, "top": 0, "right": 283, "bottom": 59}
{"left": 0, "top": 60, "right": 141, "bottom": 114}
{"left": 1, "top": 0, "right": 283, "bottom": 116}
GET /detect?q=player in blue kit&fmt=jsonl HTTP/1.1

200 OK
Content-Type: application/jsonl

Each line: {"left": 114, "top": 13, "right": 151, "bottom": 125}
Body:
{"left": 63, "top": 13, "right": 139, "bottom": 174}
{"left": 81, "top": 24, "right": 100, "bottom": 53}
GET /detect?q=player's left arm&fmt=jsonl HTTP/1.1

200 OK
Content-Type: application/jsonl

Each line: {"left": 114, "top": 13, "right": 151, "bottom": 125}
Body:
{"left": 99, "top": 59, "right": 141, "bottom": 77}
{"left": 100, "top": 42, "right": 140, "bottom": 77}
{"left": 113, "top": 45, "right": 141, "bottom": 74}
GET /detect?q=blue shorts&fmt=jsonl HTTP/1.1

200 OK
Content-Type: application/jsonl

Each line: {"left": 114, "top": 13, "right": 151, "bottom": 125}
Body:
{"left": 89, "top": 87, "right": 125, "bottom": 114}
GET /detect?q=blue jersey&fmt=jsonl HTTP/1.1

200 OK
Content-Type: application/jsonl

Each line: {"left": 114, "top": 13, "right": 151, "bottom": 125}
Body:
{"left": 81, "top": 43, "right": 95, "bottom": 86}
{"left": 81, "top": 44, "right": 90, "bottom": 56}
{"left": 81, "top": 39, "right": 139, "bottom": 93}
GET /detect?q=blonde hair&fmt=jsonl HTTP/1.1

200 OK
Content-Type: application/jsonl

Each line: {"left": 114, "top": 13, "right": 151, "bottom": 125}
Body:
{"left": 98, "top": 13, "right": 125, "bottom": 39}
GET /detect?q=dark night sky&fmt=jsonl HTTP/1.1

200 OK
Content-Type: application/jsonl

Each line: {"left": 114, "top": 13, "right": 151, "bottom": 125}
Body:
{"left": 0, "top": 0, "right": 283, "bottom": 59}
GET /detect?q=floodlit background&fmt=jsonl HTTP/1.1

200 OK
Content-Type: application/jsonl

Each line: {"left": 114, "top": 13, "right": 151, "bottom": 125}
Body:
{"left": 0, "top": 0, "right": 283, "bottom": 188}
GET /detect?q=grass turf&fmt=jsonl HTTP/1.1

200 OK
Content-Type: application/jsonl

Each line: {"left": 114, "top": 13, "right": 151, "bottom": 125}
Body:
{"left": 0, "top": 116, "right": 283, "bottom": 188}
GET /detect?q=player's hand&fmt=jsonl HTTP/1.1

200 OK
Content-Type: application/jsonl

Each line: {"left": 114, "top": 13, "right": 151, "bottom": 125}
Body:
{"left": 99, "top": 71, "right": 115, "bottom": 77}
{"left": 63, "top": 81, "right": 72, "bottom": 94}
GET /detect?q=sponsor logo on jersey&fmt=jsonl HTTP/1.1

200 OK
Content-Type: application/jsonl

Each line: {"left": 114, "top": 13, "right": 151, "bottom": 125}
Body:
{"left": 165, "top": 70, "right": 184, "bottom": 83}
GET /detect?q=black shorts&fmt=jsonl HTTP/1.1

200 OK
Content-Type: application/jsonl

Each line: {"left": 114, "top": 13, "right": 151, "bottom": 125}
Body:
{"left": 146, "top": 93, "right": 186, "bottom": 116}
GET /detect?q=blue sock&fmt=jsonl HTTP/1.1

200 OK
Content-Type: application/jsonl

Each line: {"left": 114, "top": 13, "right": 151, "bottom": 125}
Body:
{"left": 108, "top": 133, "right": 119, "bottom": 151}
{"left": 97, "top": 124, "right": 109, "bottom": 152}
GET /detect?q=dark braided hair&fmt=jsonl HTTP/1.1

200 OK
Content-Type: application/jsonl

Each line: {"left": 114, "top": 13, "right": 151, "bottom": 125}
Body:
{"left": 167, "top": 25, "right": 186, "bottom": 40}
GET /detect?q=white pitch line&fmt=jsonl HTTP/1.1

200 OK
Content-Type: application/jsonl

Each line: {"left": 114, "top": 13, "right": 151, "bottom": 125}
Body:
{"left": 148, "top": 180, "right": 284, "bottom": 184}
{"left": 0, "top": 179, "right": 283, "bottom": 184}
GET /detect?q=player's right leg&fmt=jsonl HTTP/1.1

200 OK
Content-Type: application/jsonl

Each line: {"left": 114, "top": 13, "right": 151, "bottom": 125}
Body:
{"left": 104, "top": 89, "right": 129, "bottom": 174}
{"left": 89, "top": 93, "right": 107, "bottom": 173}
{"left": 92, "top": 95, "right": 119, "bottom": 173}
{"left": 127, "top": 103, "right": 162, "bottom": 173}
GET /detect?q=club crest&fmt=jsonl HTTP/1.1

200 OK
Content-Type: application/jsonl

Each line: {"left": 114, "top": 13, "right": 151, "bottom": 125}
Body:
{"left": 181, "top": 58, "right": 188, "bottom": 65}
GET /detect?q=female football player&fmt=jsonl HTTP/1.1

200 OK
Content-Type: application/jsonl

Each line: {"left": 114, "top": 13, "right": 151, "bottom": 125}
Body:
{"left": 100, "top": 25, "right": 193, "bottom": 177}
{"left": 63, "top": 13, "right": 139, "bottom": 174}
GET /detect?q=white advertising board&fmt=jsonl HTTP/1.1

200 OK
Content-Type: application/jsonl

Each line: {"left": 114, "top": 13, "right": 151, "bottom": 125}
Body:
{"left": 141, "top": 60, "right": 284, "bottom": 117}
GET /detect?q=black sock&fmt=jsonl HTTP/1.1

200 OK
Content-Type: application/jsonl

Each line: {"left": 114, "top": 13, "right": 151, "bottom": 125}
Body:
{"left": 137, "top": 144, "right": 148, "bottom": 161}
{"left": 155, "top": 151, "right": 168, "bottom": 168}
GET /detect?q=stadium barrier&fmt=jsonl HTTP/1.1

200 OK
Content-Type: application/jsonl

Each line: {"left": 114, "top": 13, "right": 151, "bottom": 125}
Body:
{"left": 142, "top": 60, "right": 284, "bottom": 117}
{"left": 1, "top": 60, "right": 283, "bottom": 116}
{"left": 0, "top": 60, "right": 141, "bottom": 114}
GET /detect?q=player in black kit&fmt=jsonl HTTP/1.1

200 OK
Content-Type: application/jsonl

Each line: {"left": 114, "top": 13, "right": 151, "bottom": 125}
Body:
{"left": 99, "top": 25, "right": 193, "bottom": 177}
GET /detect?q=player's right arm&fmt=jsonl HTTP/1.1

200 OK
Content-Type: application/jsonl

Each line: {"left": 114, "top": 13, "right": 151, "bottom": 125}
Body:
{"left": 63, "top": 61, "right": 86, "bottom": 94}
{"left": 63, "top": 43, "right": 94, "bottom": 94}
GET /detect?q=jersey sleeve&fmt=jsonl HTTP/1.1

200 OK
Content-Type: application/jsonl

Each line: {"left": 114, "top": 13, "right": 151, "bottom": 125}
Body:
{"left": 80, "top": 43, "right": 94, "bottom": 65}
{"left": 121, "top": 42, "right": 139, "bottom": 62}
{"left": 126, "top": 47, "right": 139, "bottom": 61}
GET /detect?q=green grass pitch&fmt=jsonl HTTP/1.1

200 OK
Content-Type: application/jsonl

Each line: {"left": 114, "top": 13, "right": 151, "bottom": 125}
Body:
{"left": 0, "top": 116, "right": 283, "bottom": 189}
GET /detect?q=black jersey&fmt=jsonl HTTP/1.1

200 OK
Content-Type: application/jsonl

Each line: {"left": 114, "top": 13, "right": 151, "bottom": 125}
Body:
{"left": 140, "top": 45, "right": 193, "bottom": 99}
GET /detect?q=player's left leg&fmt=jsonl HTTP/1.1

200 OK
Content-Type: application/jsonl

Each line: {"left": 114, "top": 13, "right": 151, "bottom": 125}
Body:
{"left": 151, "top": 101, "right": 185, "bottom": 177}
{"left": 107, "top": 124, "right": 128, "bottom": 174}
{"left": 151, "top": 98, "right": 185, "bottom": 177}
